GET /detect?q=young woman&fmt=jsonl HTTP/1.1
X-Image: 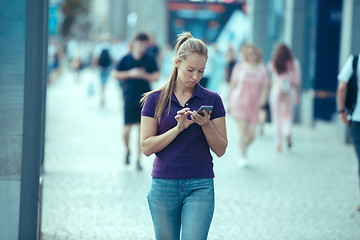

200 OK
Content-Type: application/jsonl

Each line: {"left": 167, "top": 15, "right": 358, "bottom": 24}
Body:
{"left": 140, "top": 32, "right": 227, "bottom": 240}
{"left": 228, "top": 43, "right": 270, "bottom": 167}
{"left": 269, "top": 43, "right": 301, "bottom": 152}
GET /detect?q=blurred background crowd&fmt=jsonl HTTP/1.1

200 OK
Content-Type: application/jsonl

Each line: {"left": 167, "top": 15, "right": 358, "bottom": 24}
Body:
{"left": 46, "top": 0, "right": 360, "bottom": 166}
{"left": 47, "top": 0, "right": 357, "bottom": 127}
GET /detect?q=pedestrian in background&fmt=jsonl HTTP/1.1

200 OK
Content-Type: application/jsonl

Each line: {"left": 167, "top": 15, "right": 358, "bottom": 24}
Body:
{"left": 268, "top": 43, "right": 301, "bottom": 152}
{"left": 66, "top": 38, "right": 79, "bottom": 68}
{"left": 140, "top": 32, "right": 227, "bottom": 240}
{"left": 228, "top": 43, "right": 270, "bottom": 167}
{"left": 226, "top": 46, "right": 237, "bottom": 84}
{"left": 207, "top": 43, "right": 227, "bottom": 93}
{"left": 112, "top": 32, "right": 160, "bottom": 170}
{"left": 68, "top": 39, "right": 83, "bottom": 81}
{"left": 92, "top": 36, "right": 114, "bottom": 107}
{"left": 47, "top": 38, "right": 62, "bottom": 84}
{"left": 336, "top": 53, "right": 360, "bottom": 211}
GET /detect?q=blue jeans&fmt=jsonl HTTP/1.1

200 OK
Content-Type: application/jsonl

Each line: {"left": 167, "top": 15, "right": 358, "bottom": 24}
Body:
{"left": 147, "top": 178, "right": 215, "bottom": 240}
{"left": 99, "top": 67, "right": 111, "bottom": 86}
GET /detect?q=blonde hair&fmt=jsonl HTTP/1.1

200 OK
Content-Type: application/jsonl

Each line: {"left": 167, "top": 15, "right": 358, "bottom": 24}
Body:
{"left": 240, "top": 43, "right": 262, "bottom": 64}
{"left": 141, "top": 32, "right": 208, "bottom": 123}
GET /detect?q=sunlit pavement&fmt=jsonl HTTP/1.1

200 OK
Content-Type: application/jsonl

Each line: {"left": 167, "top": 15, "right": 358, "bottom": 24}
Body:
{"left": 41, "top": 68, "right": 360, "bottom": 240}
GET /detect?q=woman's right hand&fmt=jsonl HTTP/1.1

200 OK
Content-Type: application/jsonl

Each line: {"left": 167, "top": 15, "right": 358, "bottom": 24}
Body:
{"left": 175, "top": 108, "right": 194, "bottom": 132}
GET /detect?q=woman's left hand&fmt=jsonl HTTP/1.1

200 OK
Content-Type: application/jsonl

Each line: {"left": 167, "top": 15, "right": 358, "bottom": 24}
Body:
{"left": 190, "top": 110, "right": 211, "bottom": 126}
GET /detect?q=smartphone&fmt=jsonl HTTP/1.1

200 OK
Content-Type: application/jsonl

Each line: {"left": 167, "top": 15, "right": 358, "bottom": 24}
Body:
{"left": 197, "top": 105, "right": 213, "bottom": 116}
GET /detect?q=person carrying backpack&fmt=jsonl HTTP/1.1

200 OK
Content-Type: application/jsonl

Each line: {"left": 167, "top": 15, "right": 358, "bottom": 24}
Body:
{"left": 98, "top": 48, "right": 112, "bottom": 68}
{"left": 336, "top": 53, "right": 360, "bottom": 211}
{"left": 92, "top": 40, "right": 113, "bottom": 107}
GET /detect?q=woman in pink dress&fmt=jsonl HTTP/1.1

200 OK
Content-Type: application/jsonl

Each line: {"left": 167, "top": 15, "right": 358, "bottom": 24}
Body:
{"left": 268, "top": 44, "right": 301, "bottom": 152}
{"left": 228, "top": 43, "right": 270, "bottom": 166}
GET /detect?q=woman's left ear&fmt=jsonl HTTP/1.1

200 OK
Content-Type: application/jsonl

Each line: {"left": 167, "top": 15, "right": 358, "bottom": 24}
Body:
{"left": 174, "top": 59, "right": 179, "bottom": 68}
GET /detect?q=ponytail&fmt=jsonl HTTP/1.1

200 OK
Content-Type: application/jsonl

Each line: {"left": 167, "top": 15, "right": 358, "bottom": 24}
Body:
{"left": 175, "top": 32, "right": 193, "bottom": 53}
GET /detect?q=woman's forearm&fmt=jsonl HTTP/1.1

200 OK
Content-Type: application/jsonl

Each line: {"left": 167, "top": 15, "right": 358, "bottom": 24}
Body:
{"left": 141, "top": 126, "right": 182, "bottom": 156}
{"left": 112, "top": 70, "right": 128, "bottom": 80}
{"left": 201, "top": 121, "right": 227, "bottom": 157}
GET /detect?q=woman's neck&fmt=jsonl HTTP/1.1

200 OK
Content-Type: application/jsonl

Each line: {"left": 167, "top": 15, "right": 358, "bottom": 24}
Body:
{"left": 173, "top": 80, "right": 194, "bottom": 107}
{"left": 245, "top": 60, "right": 258, "bottom": 67}
{"left": 174, "top": 80, "right": 194, "bottom": 96}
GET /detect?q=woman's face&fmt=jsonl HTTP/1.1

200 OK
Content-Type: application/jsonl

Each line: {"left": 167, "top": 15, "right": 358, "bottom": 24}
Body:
{"left": 246, "top": 47, "right": 258, "bottom": 64}
{"left": 176, "top": 53, "right": 207, "bottom": 87}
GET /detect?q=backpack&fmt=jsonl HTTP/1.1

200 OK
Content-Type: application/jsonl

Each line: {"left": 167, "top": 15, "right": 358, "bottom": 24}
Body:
{"left": 345, "top": 55, "right": 359, "bottom": 114}
{"left": 98, "top": 49, "right": 111, "bottom": 68}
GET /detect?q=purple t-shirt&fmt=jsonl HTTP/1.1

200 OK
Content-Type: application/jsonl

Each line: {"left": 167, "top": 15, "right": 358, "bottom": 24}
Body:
{"left": 141, "top": 83, "right": 226, "bottom": 179}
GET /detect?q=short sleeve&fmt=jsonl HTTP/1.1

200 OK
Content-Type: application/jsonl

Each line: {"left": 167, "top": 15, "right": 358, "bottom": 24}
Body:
{"left": 141, "top": 92, "right": 158, "bottom": 118}
{"left": 210, "top": 93, "right": 226, "bottom": 120}
{"left": 146, "top": 57, "right": 159, "bottom": 73}
{"left": 338, "top": 55, "right": 354, "bottom": 83}
{"left": 116, "top": 56, "right": 126, "bottom": 71}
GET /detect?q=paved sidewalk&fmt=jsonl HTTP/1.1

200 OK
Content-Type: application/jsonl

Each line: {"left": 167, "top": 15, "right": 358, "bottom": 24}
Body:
{"left": 41, "top": 68, "right": 360, "bottom": 239}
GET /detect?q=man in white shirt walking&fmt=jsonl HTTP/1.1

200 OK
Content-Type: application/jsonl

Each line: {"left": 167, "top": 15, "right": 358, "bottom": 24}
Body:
{"left": 337, "top": 53, "right": 360, "bottom": 211}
